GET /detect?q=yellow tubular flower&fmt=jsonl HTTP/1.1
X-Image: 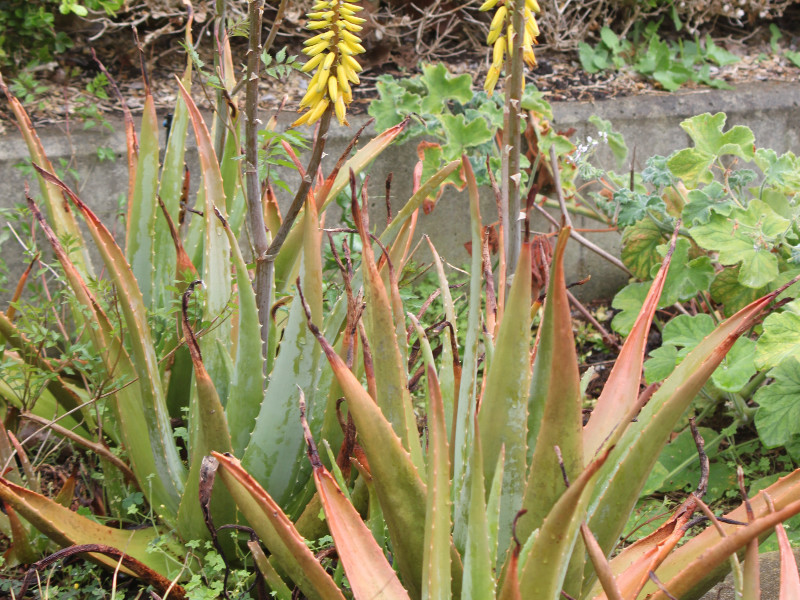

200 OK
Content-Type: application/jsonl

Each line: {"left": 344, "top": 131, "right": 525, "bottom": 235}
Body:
{"left": 296, "top": 0, "right": 366, "bottom": 127}
{"left": 482, "top": 0, "right": 540, "bottom": 93}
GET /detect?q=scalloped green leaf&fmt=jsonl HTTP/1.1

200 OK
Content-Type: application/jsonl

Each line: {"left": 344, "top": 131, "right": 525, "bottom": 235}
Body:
{"left": 611, "top": 282, "right": 651, "bottom": 335}
{"left": 710, "top": 266, "right": 766, "bottom": 316}
{"left": 419, "top": 63, "right": 473, "bottom": 113}
{"left": 681, "top": 181, "right": 734, "bottom": 225}
{"left": 691, "top": 200, "right": 788, "bottom": 289}
{"left": 440, "top": 114, "right": 493, "bottom": 157}
{"left": 668, "top": 113, "right": 755, "bottom": 185}
{"left": 755, "top": 359, "right": 800, "bottom": 448}
{"left": 655, "top": 239, "right": 715, "bottom": 305}
{"left": 755, "top": 310, "right": 800, "bottom": 370}
{"left": 621, "top": 219, "right": 667, "bottom": 279}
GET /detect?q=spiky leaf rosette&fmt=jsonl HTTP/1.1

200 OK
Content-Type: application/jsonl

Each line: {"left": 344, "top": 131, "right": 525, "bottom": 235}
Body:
{"left": 295, "top": 0, "right": 366, "bottom": 127}
{"left": 480, "top": 0, "right": 540, "bottom": 92}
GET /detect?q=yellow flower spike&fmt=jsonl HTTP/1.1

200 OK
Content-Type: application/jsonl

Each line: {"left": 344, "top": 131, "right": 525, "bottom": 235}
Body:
{"left": 341, "top": 30, "right": 361, "bottom": 45}
{"left": 291, "top": 110, "right": 314, "bottom": 128}
{"left": 342, "top": 54, "right": 363, "bottom": 72}
{"left": 337, "top": 69, "right": 352, "bottom": 98}
{"left": 525, "top": 10, "right": 539, "bottom": 33}
{"left": 479, "top": 0, "right": 499, "bottom": 11}
{"left": 524, "top": 0, "right": 540, "bottom": 11}
{"left": 487, "top": 27, "right": 501, "bottom": 45}
{"left": 489, "top": 5, "right": 507, "bottom": 32}
{"left": 342, "top": 14, "right": 366, "bottom": 24}
{"left": 301, "top": 52, "right": 326, "bottom": 72}
{"left": 305, "top": 98, "right": 331, "bottom": 126}
{"left": 335, "top": 95, "right": 348, "bottom": 125}
{"left": 316, "top": 68, "right": 331, "bottom": 93}
{"left": 493, "top": 35, "right": 506, "bottom": 65}
{"left": 305, "top": 31, "right": 335, "bottom": 46}
{"left": 297, "top": 0, "right": 365, "bottom": 127}
{"left": 304, "top": 41, "right": 330, "bottom": 56}
{"left": 328, "top": 75, "right": 339, "bottom": 102}
{"left": 484, "top": 64, "right": 501, "bottom": 93}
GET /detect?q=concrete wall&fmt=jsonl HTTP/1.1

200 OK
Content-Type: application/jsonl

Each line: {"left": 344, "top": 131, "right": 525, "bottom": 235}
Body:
{"left": 2, "top": 81, "right": 799, "bottom": 301}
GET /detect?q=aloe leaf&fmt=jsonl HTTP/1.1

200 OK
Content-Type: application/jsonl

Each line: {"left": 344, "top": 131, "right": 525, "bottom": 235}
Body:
{"left": 645, "top": 470, "right": 799, "bottom": 597}
{"left": 301, "top": 404, "right": 410, "bottom": 600}
{"left": 648, "top": 495, "right": 800, "bottom": 600}
{"left": 126, "top": 88, "right": 161, "bottom": 308}
{"left": 176, "top": 79, "right": 234, "bottom": 405}
{"left": 478, "top": 236, "right": 533, "bottom": 555}
{"left": 242, "top": 198, "right": 327, "bottom": 507}
{"left": 587, "top": 284, "right": 791, "bottom": 565}
{"left": 211, "top": 453, "right": 346, "bottom": 600}
{"left": 590, "top": 495, "right": 699, "bottom": 599}
{"left": 353, "top": 190, "right": 424, "bottom": 470}
{"left": 775, "top": 513, "right": 800, "bottom": 598}
{"left": 27, "top": 190, "right": 184, "bottom": 518}
{"left": 462, "top": 418, "right": 496, "bottom": 600}
{"left": 176, "top": 284, "right": 235, "bottom": 542}
{"left": 153, "top": 64, "right": 192, "bottom": 310}
{"left": 0, "top": 75, "right": 93, "bottom": 278}
{"left": 216, "top": 209, "right": 266, "bottom": 456}
{"left": 583, "top": 230, "right": 677, "bottom": 461}
{"left": 0, "top": 477, "right": 183, "bottom": 578}
{"left": 320, "top": 118, "right": 411, "bottom": 212}
{"left": 220, "top": 112, "right": 247, "bottom": 236}
{"left": 519, "top": 230, "right": 582, "bottom": 551}
{"left": 6, "top": 503, "right": 37, "bottom": 564}
{"left": 452, "top": 156, "right": 484, "bottom": 551}
{"left": 409, "top": 318, "right": 452, "bottom": 600}
{"left": 380, "top": 160, "right": 462, "bottom": 249}
{"left": 515, "top": 449, "right": 610, "bottom": 599}
{"left": 303, "top": 297, "right": 432, "bottom": 599}
{"left": 427, "top": 239, "right": 459, "bottom": 447}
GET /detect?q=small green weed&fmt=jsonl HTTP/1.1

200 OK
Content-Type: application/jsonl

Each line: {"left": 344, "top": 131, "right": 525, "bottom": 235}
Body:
{"left": 578, "top": 23, "right": 738, "bottom": 91}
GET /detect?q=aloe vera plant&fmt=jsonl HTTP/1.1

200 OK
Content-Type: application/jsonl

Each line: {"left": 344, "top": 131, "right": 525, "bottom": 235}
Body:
{"left": 206, "top": 155, "right": 800, "bottom": 599}
{"left": 1, "top": 2, "right": 800, "bottom": 599}
{"left": 0, "top": 7, "right": 461, "bottom": 591}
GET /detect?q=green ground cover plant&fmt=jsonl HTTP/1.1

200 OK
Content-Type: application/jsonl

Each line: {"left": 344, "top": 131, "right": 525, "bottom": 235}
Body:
{"left": 2, "top": 1, "right": 800, "bottom": 599}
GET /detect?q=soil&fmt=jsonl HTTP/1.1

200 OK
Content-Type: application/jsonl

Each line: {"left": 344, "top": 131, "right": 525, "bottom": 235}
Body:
{"left": 2, "top": 6, "right": 800, "bottom": 129}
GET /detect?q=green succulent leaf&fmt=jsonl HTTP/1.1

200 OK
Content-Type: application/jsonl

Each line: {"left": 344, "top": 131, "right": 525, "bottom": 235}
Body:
{"left": 667, "top": 113, "right": 755, "bottom": 185}
{"left": 755, "top": 358, "right": 800, "bottom": 448}
{"left": 755, "top": 310, "right": 800, "bottom": 370}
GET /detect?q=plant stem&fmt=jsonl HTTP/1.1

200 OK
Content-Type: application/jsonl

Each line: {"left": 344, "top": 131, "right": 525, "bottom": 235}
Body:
{"left": 259, "top": 108, "right": 333, "bottom": 367}
{"left": 245, "top": 0, "right": 271, "bottom": 368}
{"left": 504, "top": 0, "right": 525, "bottom": 290}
